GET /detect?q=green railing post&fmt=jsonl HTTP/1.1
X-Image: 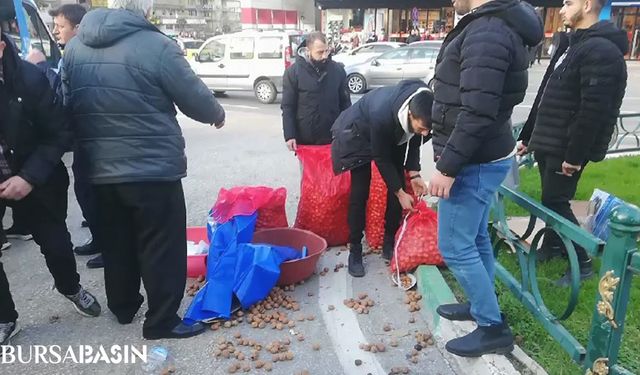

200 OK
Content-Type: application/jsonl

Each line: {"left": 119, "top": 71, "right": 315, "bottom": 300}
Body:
{"left": 585, "top": 204, "right": 640, "bottom": 374}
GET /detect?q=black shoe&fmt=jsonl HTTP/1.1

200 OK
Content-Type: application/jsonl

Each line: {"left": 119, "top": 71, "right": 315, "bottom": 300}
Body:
{"left": 437, "top": 302, "right": 474, "bottom": 321}
{"left": 5, "top": 226, "right": 33, "bottom": 241}
{"left": 348, "top": 244, "right": 365, "bottom": 278}
{"left": 537, "top": 245, "right": 563, "bottom": 263}
{"left": 63, "top": 286, "right": 102, "bottom": 317}
{"left": 87, "top": 254, "right": 104, "bottom": 269}
{"left": 0, "top": 321, "right": 20, "bottom": 345}
{"left": 556, "top": 258, "right": 594, "bottom": 287}
{"left": 143, "top": 321, "right": 206, "bottom": 340}
{"left": 74, "top": 241, "right": 100, "bottom": 256}
{"left": 382, "top": 235, "right": 394, "bottom": 261}
{"left": 81, "top": 220, "right": 89, "bottom": 228}
{"left": 445, "top": 319, "right": 514, "bottom": 357}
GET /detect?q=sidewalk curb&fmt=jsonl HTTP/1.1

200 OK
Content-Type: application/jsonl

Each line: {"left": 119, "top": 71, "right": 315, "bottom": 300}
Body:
{"left": 415, "top": 265, "right": 549, "bottom": 375}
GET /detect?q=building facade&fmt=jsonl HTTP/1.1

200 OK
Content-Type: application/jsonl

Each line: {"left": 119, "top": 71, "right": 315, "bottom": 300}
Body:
{"left": 239, "top": 0, "right": 317, "bottom": 31}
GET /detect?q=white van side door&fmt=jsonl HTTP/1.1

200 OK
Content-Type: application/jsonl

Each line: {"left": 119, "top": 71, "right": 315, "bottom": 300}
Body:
{"left": 193, "top": 37, "right": 228, "bottom": 89}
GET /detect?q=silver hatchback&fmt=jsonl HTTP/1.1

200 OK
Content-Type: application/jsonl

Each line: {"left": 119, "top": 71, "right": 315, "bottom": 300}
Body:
{"left": 344, "top": 46, "right": 440, "bottom": 94}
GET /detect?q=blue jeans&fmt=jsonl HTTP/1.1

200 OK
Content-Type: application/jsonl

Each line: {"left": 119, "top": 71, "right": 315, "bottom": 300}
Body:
{"left": 438, "top": 157, "right": 513, "bottom": 326}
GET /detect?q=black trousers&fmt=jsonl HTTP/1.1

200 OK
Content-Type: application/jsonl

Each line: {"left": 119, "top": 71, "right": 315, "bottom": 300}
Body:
{"left": 93, "top": 181, "right": 186, "bottom": 335}
{"left": 348, "top": 162, "right": 405, "bottom": 246}
{"left": 535, "top": 152, "right": 590, "bottom": 262}
{"left": 72, "top": 151, "right": 98, "bottom": 241}
{"left": 0, "top": 164, "right": 80, "bottom": 323}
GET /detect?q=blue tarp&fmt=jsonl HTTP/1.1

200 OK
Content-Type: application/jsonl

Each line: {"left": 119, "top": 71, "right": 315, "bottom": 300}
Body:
{"left": 184, "top": 214, "right": 300, "bottom": 324}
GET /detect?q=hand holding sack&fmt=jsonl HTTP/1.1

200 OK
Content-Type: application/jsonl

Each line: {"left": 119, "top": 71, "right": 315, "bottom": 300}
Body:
{"left": 294, "top": 145, "right": 351, "bottom": 246}
{"left": 390, "top": 200, "right": 444, "bottom": 273}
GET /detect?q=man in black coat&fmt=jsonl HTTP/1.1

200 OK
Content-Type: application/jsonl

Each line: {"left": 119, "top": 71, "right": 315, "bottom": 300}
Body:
{"left": 281, "top": 32, "right": 351, "bottom": 150}
{"left": 331, "top": 80, "right": 432, "bottom": 277}
{"left": 0, "top": 33, "right": 101, "bottom": 345}
{"left": 518, "top": 0, "right": 628, "bottom": 286}
{"left": 427, "top": 0, "right": 542, "bottom": 357}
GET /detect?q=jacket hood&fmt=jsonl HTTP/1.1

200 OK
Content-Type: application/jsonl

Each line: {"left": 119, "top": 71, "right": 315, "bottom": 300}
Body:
{"left": 0, "top": 33, "right": 21, "bottom": 88}
{"left": 571, "top": 21, "right": 629, "bottom": 55}
{"left": 473, "top": 0, "right": 544, "bottom": 47}
{"left": 77, "top": 8, "right": 159, "bottom": 48}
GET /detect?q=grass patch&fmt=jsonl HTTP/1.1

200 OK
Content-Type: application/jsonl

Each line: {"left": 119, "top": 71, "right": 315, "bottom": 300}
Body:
{"left": 442, "top": 156, "right": 640, "bottom": 375}
{"left": 506, "top": 155, "right": 640, "bottom": 217}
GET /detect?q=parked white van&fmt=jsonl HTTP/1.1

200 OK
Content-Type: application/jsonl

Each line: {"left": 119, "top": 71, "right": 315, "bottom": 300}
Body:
{"left": 190, "top": 30, "right": 305, "bottom": 104}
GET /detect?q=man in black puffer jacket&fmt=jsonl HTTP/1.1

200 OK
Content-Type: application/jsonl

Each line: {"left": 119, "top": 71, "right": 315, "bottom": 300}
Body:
{"left": 281, "top": 32, "right": 351, "bottom": 151}
{"left": 428, "top": 0, "right": 543, "bottom": 357}
{"left": 518, "top": 0, "right": 627, "bottom": 285}
{"left": 331, "top": 80, "right": 432, "bottom": 277}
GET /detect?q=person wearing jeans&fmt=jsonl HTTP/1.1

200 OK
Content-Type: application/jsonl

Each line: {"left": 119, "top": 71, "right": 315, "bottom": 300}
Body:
{"left": 427, "top": 0, "right": 543, "bottom": 358}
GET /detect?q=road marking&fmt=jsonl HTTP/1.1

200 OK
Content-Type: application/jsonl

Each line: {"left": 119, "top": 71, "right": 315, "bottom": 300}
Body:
{"left": 318, "top": 250, "right": 387, "bottom": 375}
{"left": 222, "top": 104, "right": 260, "bottom": 110}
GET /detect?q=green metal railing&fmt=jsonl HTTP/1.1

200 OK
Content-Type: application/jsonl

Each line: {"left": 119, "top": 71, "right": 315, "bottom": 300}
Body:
{"left": 491, "top": 185, "right": 640, "bottom": 375}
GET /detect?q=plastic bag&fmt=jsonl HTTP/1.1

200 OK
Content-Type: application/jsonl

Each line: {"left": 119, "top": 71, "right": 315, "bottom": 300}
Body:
{"left": 365, "top": 163, "right": 387, "bottom": 249}
{"left": 211, "top": 186, "right": 288, "bottom": 230}
{"left": 294, "top": 145, "right": 351, "bottom": 246}
{"left": 391, "top": 201, "right": 444, "bottom": 273}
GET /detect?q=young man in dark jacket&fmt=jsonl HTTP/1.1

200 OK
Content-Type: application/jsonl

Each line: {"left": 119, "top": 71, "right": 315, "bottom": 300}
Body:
{"left": 63, "top": 0, "right": 225, "bottom": 340}
{"left": 0, "top": 34, "right": 102, "bottom": 345}
{"left": 428, "top": 0, "right": 543, "bottom": 357}
{"left": 331, "top": 80, "right": 432, "bottom": 277}
{"left": 518, "top": 0, "right": 627, "bottom": 286}
{"left": 281, "top": 32, "right": 351, "bottom": 150}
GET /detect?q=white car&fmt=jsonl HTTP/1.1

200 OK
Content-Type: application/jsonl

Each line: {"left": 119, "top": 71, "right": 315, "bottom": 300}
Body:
{"left": 332, "top": 42, "right": 406, "bottom": 67}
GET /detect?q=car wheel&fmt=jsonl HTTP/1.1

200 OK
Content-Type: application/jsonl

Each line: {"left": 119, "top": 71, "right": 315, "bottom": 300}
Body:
{"left": 254, "top": 80, "right": 277, "bottom": 104}
{"left": 213, "top": 91, "right": 226, "bottom": 96}
{"left": 347, "top": 74, "right": 366, "bottom": 94}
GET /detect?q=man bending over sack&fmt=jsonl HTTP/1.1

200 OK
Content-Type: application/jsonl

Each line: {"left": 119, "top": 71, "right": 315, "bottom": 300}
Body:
{"left": 331, "top": 80, "right": 433, "bottom": 278}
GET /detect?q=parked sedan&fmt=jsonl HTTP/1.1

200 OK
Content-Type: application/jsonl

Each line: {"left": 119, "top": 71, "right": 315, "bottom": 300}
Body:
{"left": 332, "top": 42, "right": 406, "bottom": 67}
{"left": 345, "top": 46, "right": 440, "bottom": 94}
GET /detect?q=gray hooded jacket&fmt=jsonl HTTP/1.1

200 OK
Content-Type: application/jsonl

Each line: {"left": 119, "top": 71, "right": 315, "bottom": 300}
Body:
{"left": 63, "top": 8, "right": 225, "bottom": 184}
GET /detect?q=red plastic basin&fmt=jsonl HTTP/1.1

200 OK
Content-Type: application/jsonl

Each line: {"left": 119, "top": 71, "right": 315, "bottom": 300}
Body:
{"left": 185, "top": 226, "right": 328, "bottom": 285}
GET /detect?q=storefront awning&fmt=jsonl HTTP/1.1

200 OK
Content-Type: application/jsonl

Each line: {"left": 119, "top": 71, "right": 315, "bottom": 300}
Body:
{"left": 315, "top": 0, "right": 563, "bottom": 9}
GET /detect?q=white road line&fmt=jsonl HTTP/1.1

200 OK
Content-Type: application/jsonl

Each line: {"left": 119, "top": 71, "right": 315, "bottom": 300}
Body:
{"left": 223, "top": 104, "right": 260, "bottom": 110}
{"left": 318, "top": 250, "right": 387, "bottom": 375}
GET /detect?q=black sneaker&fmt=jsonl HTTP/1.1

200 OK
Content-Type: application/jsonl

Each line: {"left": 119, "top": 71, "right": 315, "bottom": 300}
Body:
{"left": 348, "top": 244, "right": 365, "bottom": 278}
{"left": 437, "top": 302, "right": 474, "bottom": 321}
{"left": 5, "top": 226, "right": 33, "bottom": 241}
{"left": 63, "top": 286, "right": 102, "bottom": 317}
{"left": 74, "top": 241, "right": 100, "bottom": 256}
{"left": 556, "top": 259, "right": 594, "bottom": 287}
{"left": 445, "top": 319, "right": 514, "bottom": 357}
{"left": 0, "top": 321, "right": 20, "bottom": 345}
{"left": 1, "top": 241, "right": 11, "bottom": 251}
{"left": 87, "top": 254, "right": 104, "bottom": 269}
{"left": 143, "top": 321, "right": 206, "bottom": 340}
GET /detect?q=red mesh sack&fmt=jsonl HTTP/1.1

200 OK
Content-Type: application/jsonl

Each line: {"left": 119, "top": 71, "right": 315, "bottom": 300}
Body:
{"left": 365, "top": 163, "right": 418, "bottom": 249}
{"left": 294, "top": 145, "right": 351, "bottom": 246}
{"left": 211, "top": 186, "right": 288, "bottom": 230}
{"left": 390, "top": 200, "right": 444, "bottom": 272}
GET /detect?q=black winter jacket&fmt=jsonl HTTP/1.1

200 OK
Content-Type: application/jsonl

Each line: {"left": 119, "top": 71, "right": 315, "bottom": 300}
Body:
{"left": 281, "top": 55, "right": 351, "bottom": 145}
{"left": 331, "top": 80, "right": 431, "bottom": 193}
{"left": 0, "top": 34, "right": 72, "bottom": 186}
{"left": 431, "top": 0, "right": 543, "bottom": 177}
{"left": 519, "top": 21, "right": 628, "bottom": 165}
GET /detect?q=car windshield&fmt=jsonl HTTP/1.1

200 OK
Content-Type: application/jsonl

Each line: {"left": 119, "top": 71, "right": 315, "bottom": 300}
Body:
{"left": 183, "top": 41, "right": 203, "bottom": 49}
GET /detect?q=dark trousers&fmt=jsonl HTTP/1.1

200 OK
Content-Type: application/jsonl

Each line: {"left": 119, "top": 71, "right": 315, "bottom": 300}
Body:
{"left": 72, "top": 152, "right": 97, "bottom": 240}
{"left": 0, "top": 164, "right": 80, "bottom": 322}
{"left": 348, "top": 162, "right": 404, "bottom": 246}
{"left": 93, "top": 181, "right": 186, "bottom": 335}
{"left": 535, "top": 152, "right": 590, "bottom": 262}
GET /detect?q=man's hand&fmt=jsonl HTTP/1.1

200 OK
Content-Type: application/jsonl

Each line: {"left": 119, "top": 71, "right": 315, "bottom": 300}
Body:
{"left": 0, "top": 176, "right": 33, "bottom": 201}
{"left": 561, "top": 161, "right": 582, "bottom": 177}
{"left": 286, "top": 139, "right": 298, "bottom": 152}
{"left": 395, "top": 189, "right": 415, "bottom": 211}
{"left": 429, "top": 170, "right": 455, "bottom": 199}
{"left": 26, "top": 49, "right": 46, "bottom": 65}
{"left": 516, "top": 142, "right": 529, "bottom": 156}
{"left": 408, "top": 173, "right": 428, "bottom": 197}
{"left": 214, "top": 121, "right": 225, "bottom": 129}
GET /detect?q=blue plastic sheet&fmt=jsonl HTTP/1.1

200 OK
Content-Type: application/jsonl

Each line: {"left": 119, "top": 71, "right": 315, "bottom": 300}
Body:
{"left": 184, "top": 213, "right": 300, "bottom": 324}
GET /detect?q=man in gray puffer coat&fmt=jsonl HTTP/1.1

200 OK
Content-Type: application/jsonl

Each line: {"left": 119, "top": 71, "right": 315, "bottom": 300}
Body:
{"left": 63, "top": 0, "right": 225, "bottom": 340}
